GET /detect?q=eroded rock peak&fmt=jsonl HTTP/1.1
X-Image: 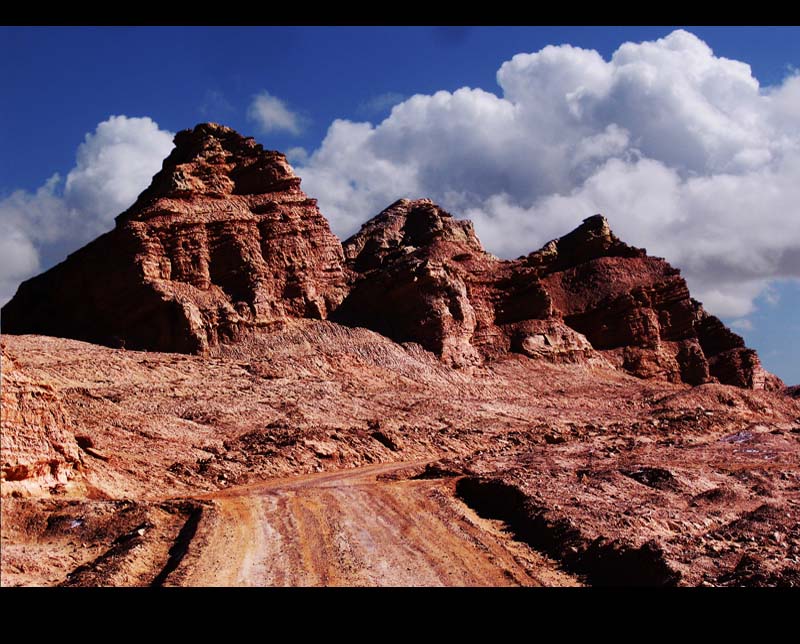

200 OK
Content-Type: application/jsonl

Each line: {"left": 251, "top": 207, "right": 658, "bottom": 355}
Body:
{"left": 343, "top": 198, "right": 484, "bottom": 273}
{"left": 2, "top": 123, "right": 346, "bottom": 353}
{"left": 117, "top": 123, "right": 302, "bottom": 225}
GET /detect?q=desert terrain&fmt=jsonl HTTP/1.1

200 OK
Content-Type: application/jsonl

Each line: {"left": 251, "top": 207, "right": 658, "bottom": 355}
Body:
{"left": 2, "top": 124, "right": 798, "bottom": 586}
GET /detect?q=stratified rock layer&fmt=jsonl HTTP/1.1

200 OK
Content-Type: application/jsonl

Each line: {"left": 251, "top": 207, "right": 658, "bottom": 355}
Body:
{"left": 1, "top": 346, "right": 83, "bottom": 494}
{"left": 337, "top": 200, "right": 781, "bottom": 390}
{"left": 1, "top": 124, "right": 346, "bottom": 353}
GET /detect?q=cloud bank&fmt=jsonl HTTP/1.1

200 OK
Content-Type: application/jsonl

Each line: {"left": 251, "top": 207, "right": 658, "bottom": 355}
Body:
{"left": 297, "top": 30, "right": 800, "bottom": 317}
{"left": 0, "top": 115, "right": 174, "bottom": 303}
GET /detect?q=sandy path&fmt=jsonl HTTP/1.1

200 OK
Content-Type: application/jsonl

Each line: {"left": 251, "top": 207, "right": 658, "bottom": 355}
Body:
{"left": 176, "top": 462, "right": 578, "bottom": 587}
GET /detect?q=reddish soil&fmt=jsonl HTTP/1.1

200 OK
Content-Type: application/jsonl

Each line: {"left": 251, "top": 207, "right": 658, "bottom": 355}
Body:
{"left": 2, "top": 325, "right": 798, "bottom": 586}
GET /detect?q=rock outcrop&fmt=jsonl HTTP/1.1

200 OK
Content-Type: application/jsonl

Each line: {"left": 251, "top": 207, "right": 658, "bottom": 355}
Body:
{"left": 531, "top": 216, "right": 782, "bottom": 390}
{"left": 1, "top": 346, "right": 83, "bottom": 495}
{"left": 333, "top": 199, "right": 486, "bottom": 367}
{"left": 1, "top": 123, "right": 347, "bottom": 353}
{"left": 334, "top": 199, "right": 606, "bottom": 369}
{"left": 1, "top": 124, "right": 781, "bottom": 390}
{"left": 336, "top": 200, "right": 781, "bottom": 390}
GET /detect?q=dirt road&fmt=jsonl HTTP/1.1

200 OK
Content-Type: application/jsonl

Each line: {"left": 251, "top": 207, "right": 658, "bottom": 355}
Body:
{"left": 171, "top": 462, "right": 578, "bottom": 587}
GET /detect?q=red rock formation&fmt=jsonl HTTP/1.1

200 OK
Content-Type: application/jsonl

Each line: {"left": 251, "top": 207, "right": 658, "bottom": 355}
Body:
{"left": 334, "top": 199, "right": 485, "bottom": 367}
{"left": 335, "top": 199, "right": 606, "bottom": 368}
{"left": 0, "top": 125, "right": 780, "bottom": 390}
{"left": 1, "top": 123, "right": 347, "bottom": 353}
{"left": 337, "top": 201, "right": 781, "bottom": 390}
{"left": 533, "top": 216, "right": 782, "bottom": 390}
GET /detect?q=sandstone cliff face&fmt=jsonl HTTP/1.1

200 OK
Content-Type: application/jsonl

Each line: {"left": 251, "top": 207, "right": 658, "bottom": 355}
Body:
{"left": 335, "top": 199, "right": 605, "bottom": 369}
{"left": 337, "top": 201, "right": 780, "bottom": 390}
{"left": 1, "top": 346, "right": 83, "bottom": 494}
{"left": 334, "top": 199, "right": 485, "bottom": 367}
{"left": 1, "top": 123, "right": 347, "bottom": 353}
{"left": 531, "top": 216, "right": 782, "bottom": 389}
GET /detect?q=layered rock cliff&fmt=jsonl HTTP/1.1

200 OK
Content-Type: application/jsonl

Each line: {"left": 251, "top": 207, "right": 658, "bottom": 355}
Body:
{"left": 336, "top": 200, "right": 781, "bottom": 390}
{"left": 1, "top": 123, "right": 347, "bottom": 353}
{"left": 0, "top": 124, "right": 781, "bottom": 391}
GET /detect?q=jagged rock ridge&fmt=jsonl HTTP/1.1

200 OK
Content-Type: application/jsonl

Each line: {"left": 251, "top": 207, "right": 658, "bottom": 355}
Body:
{"left": 1, "top": 124, "right": 781, "bottom": 391}
{"left": 337, "top": 199, "right": 781, "bottom": 390}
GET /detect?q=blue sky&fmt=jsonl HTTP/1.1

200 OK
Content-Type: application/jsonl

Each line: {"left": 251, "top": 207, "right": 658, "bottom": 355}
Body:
{"left": 1, "top": 26, "right": 798, "bottom": 383}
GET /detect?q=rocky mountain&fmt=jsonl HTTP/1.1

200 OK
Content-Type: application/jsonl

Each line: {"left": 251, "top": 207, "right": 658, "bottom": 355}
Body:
{"left": 336, "top": 199, "right": 780, "bottom": 389}
{"left": 1, "top": 124, "right": 347, "bottom": 353}
{"left": 1, "top": 123, "right": 781, "bottom": 392}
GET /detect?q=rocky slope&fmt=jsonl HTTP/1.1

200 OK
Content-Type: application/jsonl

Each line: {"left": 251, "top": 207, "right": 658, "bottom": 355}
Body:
{"left": 1, "top": 330, "right": 798, "bottom": 586}
{"left": 455, "top": 427, "right": 800, "bottom": 587}
{"left": 1, "top": 346, "right": 84, "bottom": 497}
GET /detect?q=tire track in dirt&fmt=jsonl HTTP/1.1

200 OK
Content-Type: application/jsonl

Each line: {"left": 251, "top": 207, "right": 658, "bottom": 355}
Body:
{"left": 173, "top": 461, "right": 579, "bottom": 587}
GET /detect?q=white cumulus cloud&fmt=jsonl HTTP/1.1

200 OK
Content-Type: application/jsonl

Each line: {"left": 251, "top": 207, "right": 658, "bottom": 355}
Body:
{"left": 0, "top": 115, "right": 174, "bottom": 305}
{"left": 247, "top": 91, "right": 304, "bottom": 134}
{"left": 0, "top": 219, "right": 41, "bottom": 308}
{"left": 286, "top": 146, "right": 309, "bottom": 164}
{"left": 297, "top": 29, "right": 800, "bottom": 317}
{"left": 730, "top": 318, "right": 754, "bottom": 332}
{"left": 64, "top": 115, "right": 175, "bottom": 234}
